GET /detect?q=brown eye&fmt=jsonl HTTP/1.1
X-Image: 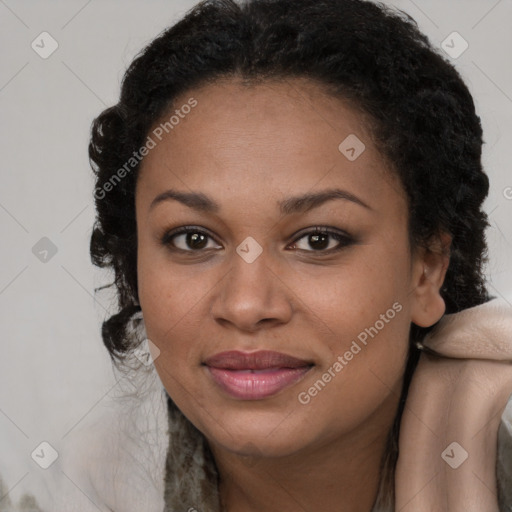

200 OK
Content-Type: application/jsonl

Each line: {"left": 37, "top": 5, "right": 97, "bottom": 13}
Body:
{"left": 290, "top": 227, "right": 354, "bottom": 253}
{"left": 162, "top": 227, "right": 221, "bottom": 252}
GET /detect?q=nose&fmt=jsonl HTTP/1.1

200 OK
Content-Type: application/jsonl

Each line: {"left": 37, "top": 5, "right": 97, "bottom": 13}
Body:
{"left": 211, "top": 247, "right": 294, "bottom": 333}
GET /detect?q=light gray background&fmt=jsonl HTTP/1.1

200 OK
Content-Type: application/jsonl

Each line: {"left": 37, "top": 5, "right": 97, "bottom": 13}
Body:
{"left": 1, "top": 0, "right": 511, "bottom": 503}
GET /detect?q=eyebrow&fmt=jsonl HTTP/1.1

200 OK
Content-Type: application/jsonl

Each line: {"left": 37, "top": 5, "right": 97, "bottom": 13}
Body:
{"left": 149, "top": 188, "right": 372, "bottom": 214}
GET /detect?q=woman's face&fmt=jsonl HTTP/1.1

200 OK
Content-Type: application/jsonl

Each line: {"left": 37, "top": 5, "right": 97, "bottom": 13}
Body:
{"left": 135, "top": 78, "right": 445, "bottom": 458}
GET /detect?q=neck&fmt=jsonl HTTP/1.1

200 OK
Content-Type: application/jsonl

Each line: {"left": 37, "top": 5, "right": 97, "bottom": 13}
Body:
{"left": 209, "top": 385, "right": 401, "bottom": 512}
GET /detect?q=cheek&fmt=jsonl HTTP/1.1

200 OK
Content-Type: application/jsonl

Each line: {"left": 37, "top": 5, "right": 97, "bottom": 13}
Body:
{"left": 138, "top": 260, "right": 203, "bottom": 354}
{"left": 293, "top": 262, "right": 410, "bottom": 436}
{"left": 137, "top": 226, "right": 203, "bottom": 321}
{"left": 293, "top": 238, "right": 411, "bottom": 345}
{"left": 137, "top": 243, "right": 227, "bottom": 402}
{"left": 137, "top": 255, "right": 211, "bottom": 414}
{"left": 290, "top": 240, "right": 411, "bottom": 411}
{"left": 137, "top": 245, "right": 176, "bottom": 349}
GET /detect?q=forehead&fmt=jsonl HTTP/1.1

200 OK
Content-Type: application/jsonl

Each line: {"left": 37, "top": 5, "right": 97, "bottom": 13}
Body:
{"left": 136, "top": 77, "right": 405, "bottom": 214}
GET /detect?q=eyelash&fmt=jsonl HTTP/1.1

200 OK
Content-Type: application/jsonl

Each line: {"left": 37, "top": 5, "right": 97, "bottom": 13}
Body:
{"left": 160, "top": 225, "right": 356, "bottom": 255}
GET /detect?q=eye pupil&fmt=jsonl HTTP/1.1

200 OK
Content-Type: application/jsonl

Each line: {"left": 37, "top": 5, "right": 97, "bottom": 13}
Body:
{"left": 187, "top": 232, "right": 208, "bottom": 249}
{"left": 309, "top": 233, "right": 329, "bottom": 250}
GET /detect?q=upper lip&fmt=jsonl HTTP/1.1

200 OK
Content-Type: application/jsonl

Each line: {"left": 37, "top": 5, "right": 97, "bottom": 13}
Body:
{"left": 203, "top": 350, "right": 313, "bottom": 370}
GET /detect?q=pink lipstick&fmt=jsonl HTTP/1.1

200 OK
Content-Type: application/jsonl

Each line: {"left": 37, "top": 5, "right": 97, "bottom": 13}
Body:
{"left": 203, "top": 350, "right": 313, "bottom": 400}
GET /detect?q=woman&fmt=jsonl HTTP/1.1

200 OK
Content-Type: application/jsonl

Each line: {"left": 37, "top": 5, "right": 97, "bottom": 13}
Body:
{"left": 9, "top": 0, "right": 511, "bottom": 511}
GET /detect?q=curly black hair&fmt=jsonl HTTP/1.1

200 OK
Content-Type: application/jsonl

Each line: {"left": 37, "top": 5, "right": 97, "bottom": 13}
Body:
{"left": 88, "top": 0, "right": 492, "bottom": 507}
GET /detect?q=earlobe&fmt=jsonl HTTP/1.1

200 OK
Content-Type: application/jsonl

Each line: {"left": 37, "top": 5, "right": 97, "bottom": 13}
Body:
{"left": 410, "top": 232, "right": 452, "bottom": 328}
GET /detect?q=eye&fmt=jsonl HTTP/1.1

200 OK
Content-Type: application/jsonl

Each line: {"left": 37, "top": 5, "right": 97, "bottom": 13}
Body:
{"left": 161, "top": 226, "right": 221, "bottom": 252}
{"left": 288, "top": 226, "right": 355, "bottom": 253}
{"left": 161, "top": 225, "right": 355, "bottom": 255}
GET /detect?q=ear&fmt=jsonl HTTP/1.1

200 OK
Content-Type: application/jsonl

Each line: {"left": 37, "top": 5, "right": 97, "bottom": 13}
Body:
{"left": 410, "top": 231, "right": 452, "bottom": 328}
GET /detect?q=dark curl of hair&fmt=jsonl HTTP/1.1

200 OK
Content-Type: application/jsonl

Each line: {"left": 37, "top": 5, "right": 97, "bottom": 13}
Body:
{"left": 89, "top": 0, "right": 492, "bottom": 500}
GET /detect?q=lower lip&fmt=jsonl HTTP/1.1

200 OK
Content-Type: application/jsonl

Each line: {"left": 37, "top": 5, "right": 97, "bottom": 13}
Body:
{"left": 205, "top": 366, "right": 312, "bottom": 400}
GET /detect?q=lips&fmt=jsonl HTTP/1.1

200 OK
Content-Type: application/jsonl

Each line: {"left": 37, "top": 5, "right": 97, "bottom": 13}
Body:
{"left": 204, "top": 350, "right": 312, "bottom": 370}
{"left": 203, "top": 350, "right": 313, "bottom": 400}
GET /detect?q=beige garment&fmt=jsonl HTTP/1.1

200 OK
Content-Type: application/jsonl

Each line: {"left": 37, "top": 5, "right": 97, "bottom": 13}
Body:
{"left": 396, "top": 298, "right": 512, "bottom": 512}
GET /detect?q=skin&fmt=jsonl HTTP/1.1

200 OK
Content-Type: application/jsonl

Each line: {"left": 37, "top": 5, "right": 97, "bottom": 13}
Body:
{"left": 135, "top": 77, "right": 451, "bottom": 512}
